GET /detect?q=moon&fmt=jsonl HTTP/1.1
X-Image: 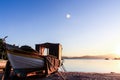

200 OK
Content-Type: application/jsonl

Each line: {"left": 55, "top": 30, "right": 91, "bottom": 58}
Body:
{"left": 66, "top": 13, "right": 71, "bottom": 19}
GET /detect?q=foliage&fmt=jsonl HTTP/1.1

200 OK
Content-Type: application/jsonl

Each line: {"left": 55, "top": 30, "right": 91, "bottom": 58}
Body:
{"left": 0, "top": 39, "right": 7, "bottom": 60}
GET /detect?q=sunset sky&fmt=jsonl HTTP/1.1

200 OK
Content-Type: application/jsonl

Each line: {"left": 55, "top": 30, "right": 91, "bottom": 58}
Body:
{"left": 0, "top": 0, "right": 120, "bottom": 57}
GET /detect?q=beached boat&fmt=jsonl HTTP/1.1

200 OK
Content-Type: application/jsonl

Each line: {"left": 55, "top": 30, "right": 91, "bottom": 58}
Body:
{"left": 0, "top": 37, "right": 62, "bottom": 79}
{"left": 5, "top": 44, "right": 45, "bottom": 73}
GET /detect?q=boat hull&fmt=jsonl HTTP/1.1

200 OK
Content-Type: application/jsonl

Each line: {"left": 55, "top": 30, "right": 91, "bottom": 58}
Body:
{"left": 7, "top": 53, "right": 45, "bottom": 73}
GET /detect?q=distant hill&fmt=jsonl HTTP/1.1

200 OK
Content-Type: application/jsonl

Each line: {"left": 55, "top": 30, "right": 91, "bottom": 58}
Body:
{"left": 62, "top": 56, "right": 105, "bottom": 59}
{"left": 62, "top": 54, "right": 120, "bottom": 59}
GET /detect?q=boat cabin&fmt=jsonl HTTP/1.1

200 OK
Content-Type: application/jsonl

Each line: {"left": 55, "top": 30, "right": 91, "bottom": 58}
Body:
{"left": 35, "top": 43, "right": 62, "bottom": 60}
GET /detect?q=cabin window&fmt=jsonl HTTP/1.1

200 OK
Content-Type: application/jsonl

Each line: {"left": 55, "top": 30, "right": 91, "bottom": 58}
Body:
{"left": 43, "top": 48, "right": 49, "bottom": 56}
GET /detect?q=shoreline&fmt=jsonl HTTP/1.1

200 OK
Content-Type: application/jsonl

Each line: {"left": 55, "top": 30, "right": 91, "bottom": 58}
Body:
{"left": 1, "top": 71, "right": 120, "bottom": 80}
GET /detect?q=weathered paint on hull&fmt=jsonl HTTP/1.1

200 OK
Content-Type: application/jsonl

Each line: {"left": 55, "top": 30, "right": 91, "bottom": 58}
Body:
{"left": 7, "top": 53, "right": 45, "bottom": 73}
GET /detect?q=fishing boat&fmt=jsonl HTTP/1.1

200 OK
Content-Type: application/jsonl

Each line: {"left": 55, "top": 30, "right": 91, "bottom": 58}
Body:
{"left": 0, "top": 37, "right": 62, "bottom": 79}
{"left": 6, "top": 44, "right": 44, "bottom": 73}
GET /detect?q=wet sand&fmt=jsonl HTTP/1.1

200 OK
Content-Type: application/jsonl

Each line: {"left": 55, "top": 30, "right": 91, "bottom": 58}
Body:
{"left": 1, "top": 71, "right": 120, "bottom": 80}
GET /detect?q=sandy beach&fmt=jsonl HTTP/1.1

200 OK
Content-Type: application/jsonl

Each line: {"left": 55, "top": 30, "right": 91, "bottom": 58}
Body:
{"left": 1, "top": 71, "right": 120, "bottom": 80}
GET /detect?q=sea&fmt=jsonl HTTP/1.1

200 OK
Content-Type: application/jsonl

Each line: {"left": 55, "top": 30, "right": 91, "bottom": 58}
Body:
{"left": 1, "top": 59, "right": 120, "bottom": 73}
{"left": 61, "top": 59, "right": 120, "bottom": 73}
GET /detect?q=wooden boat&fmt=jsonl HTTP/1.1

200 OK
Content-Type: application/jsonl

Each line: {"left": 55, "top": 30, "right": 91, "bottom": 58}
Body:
{"left": 5, "top": 44, "right": 45, "bottom": 74}
{"left": 0, "top": 37, "right": 62, "bottom": 79}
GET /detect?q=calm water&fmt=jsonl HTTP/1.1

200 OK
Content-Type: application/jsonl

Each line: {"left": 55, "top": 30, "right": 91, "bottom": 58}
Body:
{"left": 62, "top": 59, "right": 120, "bottom": 73}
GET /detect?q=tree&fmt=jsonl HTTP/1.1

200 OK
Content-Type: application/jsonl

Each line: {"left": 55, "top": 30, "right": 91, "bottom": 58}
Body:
{"left": 0, "top": 39, "right": 7, "bottom": 60}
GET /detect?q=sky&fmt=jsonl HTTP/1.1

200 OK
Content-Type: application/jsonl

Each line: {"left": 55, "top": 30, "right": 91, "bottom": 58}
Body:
{"left": 0, "top": 0, "right": 120, "bottom": 57}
